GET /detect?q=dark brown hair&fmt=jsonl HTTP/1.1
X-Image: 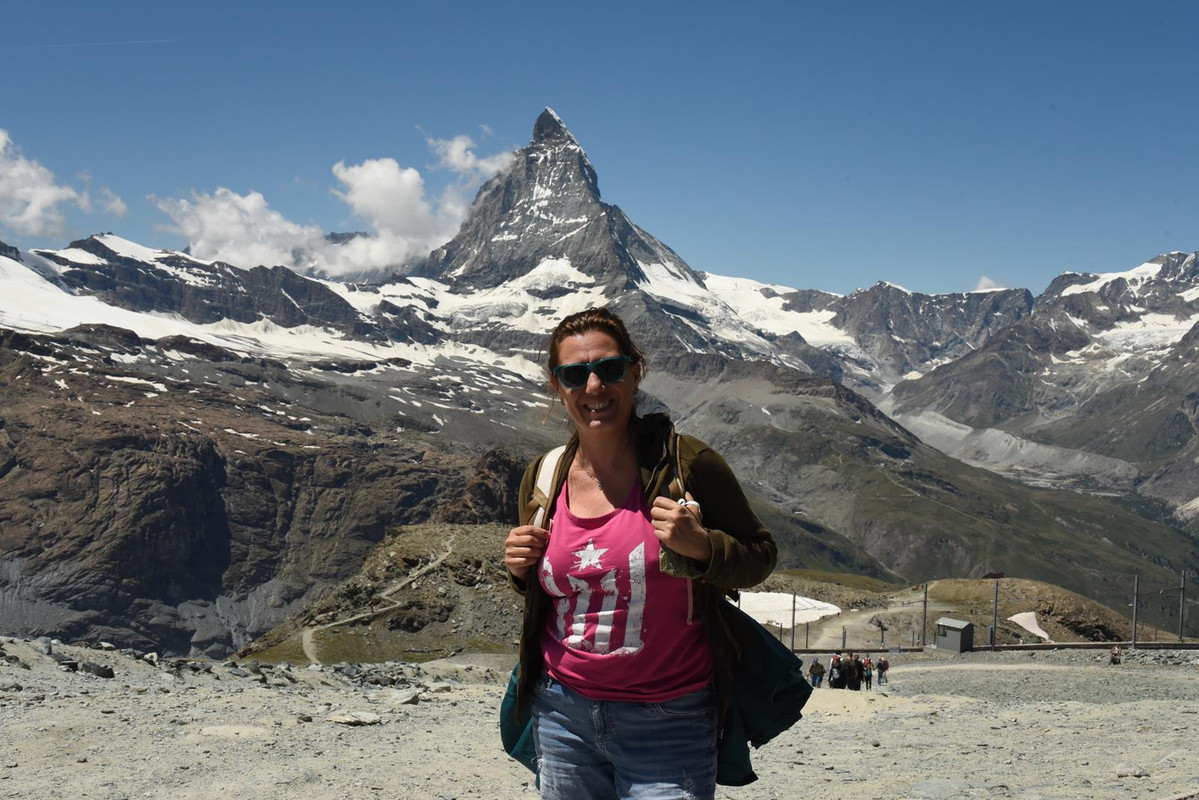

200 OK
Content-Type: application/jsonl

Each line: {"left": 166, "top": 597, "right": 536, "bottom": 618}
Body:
{"left": 545, "top": 307, "right": 647, "bottom": 382}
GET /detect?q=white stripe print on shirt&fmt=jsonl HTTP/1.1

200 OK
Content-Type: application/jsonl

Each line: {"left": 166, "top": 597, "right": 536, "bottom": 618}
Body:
{"left": 541, "top": 538, "right": 646, "bottom": 656}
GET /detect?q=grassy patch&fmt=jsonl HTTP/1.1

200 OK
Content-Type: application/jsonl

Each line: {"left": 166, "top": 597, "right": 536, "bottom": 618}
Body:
{"left": 247, "top": 636, "right": 309, "bottom": 665}
{"left": 776, "top": 568, "right": 903, "bottom": 593}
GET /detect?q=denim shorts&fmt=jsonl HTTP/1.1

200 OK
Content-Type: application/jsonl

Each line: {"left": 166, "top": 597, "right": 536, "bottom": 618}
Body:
{"left": 531, "top": 674, "right": 717, "bottom": 800}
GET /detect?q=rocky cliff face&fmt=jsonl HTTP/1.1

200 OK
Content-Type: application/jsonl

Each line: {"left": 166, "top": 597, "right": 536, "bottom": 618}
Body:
{"left": 410, "top": 108, "right": 741, "bottom": 359}
{"left": 1036, "top": 252, "right": 1199, "bottom": 323}
{"left": 830, "top": 283, "right": 1034, "bottom": 384}
{"left": 0, "top": 328, "right": 480, "bottom": 656}
{"left": 0, "top": 239, "right": 21, "bottom": 263}
{"left": 39, "top": 235, "right": 379, "bottom": 338}
{"left": 417, "top": 108, "right": 695, "bottom": 294}
{"left": 890, "top": 314, "right": 1091, "bottom": 428}
{"left": 887, "top": 252, "right": 1199, "bottom": 517}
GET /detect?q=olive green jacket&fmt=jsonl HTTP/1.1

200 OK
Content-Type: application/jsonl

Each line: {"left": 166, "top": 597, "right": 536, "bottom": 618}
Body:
{"left": 509, "top": 412, "right": 777, "bottom": 719}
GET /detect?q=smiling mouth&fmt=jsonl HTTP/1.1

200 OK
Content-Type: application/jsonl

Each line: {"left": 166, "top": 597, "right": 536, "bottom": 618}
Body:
{"left": 583, "top": 399, "right": 613, "bottom": 413}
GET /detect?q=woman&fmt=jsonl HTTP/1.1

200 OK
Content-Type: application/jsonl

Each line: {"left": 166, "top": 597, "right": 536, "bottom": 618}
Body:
{"left": 504, "top": 307, "right": 777, "bottom": 799}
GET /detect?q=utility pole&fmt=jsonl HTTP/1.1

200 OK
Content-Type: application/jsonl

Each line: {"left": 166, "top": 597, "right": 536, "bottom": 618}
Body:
{"left": 841, "top": 626, "right": 847, "bottom": 651}
{"left": 921, "top": 583, "right": 928, "bottom": 647}
{"left": 1131, "top": 574, "right": 1139, "bottom": 649}
{"left": 1179, "top": 573, "right": 1186, "bottom": 643}
{"left": 992, "top": 579, "right": 999, "bottom": 649}
{"left": 791, "top": 593, "right": 796, "bottom": 651}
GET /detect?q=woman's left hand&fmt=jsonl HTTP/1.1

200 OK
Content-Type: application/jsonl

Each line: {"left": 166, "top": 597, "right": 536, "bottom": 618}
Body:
{"left": 650, "top": 492, "right": 712, "bottom": 563}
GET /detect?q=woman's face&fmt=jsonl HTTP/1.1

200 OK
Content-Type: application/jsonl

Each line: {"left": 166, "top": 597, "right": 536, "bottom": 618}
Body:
{"left": 551, "top": 329, "right": 640, "bottom": 437}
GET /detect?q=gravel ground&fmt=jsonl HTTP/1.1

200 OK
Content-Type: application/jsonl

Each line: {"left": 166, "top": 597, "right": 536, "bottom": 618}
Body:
{"left": 2, "top": 637, "right": 1197, "bottom": 800}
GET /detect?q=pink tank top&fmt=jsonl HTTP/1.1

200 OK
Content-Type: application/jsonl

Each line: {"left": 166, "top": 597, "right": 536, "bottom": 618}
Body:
{"left": 537, "top": 479, "right": 713, "bottom": 701}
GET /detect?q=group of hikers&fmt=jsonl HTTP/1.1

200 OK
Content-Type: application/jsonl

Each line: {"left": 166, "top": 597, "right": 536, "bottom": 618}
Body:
{"left": 806, "top": 652, "right": 888, "bottom": 690}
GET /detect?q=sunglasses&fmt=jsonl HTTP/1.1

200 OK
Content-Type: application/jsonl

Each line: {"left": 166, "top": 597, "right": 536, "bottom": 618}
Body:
{"left": 552, "top": 355, "right": 634, "bottom": 390}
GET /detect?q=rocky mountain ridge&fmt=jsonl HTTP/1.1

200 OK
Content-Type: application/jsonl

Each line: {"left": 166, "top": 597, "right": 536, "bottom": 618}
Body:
{"left": 888, "top": 251, "right": 1199, "bottom": 515}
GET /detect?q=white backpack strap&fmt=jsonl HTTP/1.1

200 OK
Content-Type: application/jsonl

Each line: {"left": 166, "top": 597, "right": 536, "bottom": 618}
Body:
{"left": 530, "top": 445, "right": 567, "bottom": 529}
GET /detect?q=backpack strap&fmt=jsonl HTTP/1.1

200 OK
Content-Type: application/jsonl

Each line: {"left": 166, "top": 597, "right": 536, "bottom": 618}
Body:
{"left": 668, "top": 432, "right": 686, "bottom": 501}
{"left": 666, "top": 431, "right": 701, "bottom": 623}
{"left": 530, "top": 445, "right": 567, "bottom": 529}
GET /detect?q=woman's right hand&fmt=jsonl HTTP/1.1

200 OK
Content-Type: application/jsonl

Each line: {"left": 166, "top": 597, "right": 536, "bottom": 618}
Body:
{"left": 505, "top": 523, "right": 550, "bottom": 580}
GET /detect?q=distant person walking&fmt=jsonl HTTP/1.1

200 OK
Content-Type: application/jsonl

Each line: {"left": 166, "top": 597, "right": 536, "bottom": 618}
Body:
{"left": 863, "top": 658, "right": 873, "bottom": 691}
{"left": 808, "top": 659, "right": 825, "bottom": 688}
{"left": 846, "top": 654, "right": 863, "bottom": 691}
{"left": 877, "top": 656, "right": 889, "bottom": 685}
{"left": 828, "top": 654, "right": 844, "bottom": 689}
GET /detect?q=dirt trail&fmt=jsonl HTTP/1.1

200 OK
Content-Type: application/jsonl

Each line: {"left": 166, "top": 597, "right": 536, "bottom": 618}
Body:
{"left": 301, "top": 538, "right": 456, "bottom": 664}
{"left": 801, "top": 586, "right": 956, "bottom": 651}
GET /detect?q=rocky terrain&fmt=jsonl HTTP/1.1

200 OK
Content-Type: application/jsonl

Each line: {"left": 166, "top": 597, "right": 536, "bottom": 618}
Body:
{"left": 3, "top": 636, "right": 1198, "bottom": 799}
{"left": 887, "top": 252, "right": 1199, "bottom": 520}
{"left": 0, "top": 327, "right": 519, "bottom": 658}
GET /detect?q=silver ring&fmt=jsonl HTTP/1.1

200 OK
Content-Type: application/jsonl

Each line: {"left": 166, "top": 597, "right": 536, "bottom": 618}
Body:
{"left": 678, "top": 499, "right": 699, "bottom": 508}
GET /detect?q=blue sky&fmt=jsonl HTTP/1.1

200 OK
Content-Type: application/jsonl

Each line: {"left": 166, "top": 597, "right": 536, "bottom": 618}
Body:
{"left": 2, "top": 1, "right": 1197, "bottom": 294}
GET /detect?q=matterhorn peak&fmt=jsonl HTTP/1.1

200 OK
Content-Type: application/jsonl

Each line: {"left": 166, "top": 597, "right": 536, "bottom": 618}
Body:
{"left": 416, "top": 108, "right": 704, "bottom": 316}
{"left": 532, "top": 107, "right": 577, "bottom": 146}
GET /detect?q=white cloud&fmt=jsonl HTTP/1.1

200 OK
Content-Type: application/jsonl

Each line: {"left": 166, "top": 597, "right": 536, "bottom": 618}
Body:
{"left": 434, "top": 183, "right": 474, "bottom": 228}
{"left": 155, "top": 177, "right": 458, "bottom": 277}
{"left": 0, "top": 130, "right": 128, "bottom": 238}
{"left": 154, "top": 188, "right": 327, "bottom": 270}
{"left": 100, "top": 187, "right": 128, "bottom": 217}
{"left": 428, "top": 134, "right": 514, "bottom": 180}
{"left": 316, "top": 229, "right": 425, "bottom": 276}
{"left": 0, "top": 129, "right": 85, "bottom": 236}
{"left": 973, "top": 275, "right": 1004, "bottom": 292}
{"left": 331, "top": 158, "right": 446, "bottom": 240}
{"left": 156, "top": 132, "right": 513, "bottom": 277}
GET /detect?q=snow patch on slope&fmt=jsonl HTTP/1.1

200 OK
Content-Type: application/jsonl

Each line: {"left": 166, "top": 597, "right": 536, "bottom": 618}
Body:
{"left": 736, "top": 592, "right": 841, "bottom": 628}
{"left": 1092, "top": 312, "right": 1199, "bottom": 352}
{"left": 702, "top": 274, "right": 855, "bottom": 348}
{"left": 94, "top": 234, "right": 176, "bottom": 264}
{"left": 36, "top": 247, "right": 107, "bottom": 266}
{"left": 510, "top": 257, "right": 594, "bottom": 290}
{"left": 1008, "top": 612, "right": 1051, "bottom": 641}
{"left": 633, "top": 261, "right": 783, "bottom": 356}
{"left": 325, "top": 256, "right": 604, "bottom": 339}
{"left": 637, "top": 258, "right": 701, "bottom": 289}
{"left": 1058, "top": 261, "right": 1164, "bottom": 297}
{"left": 638, "top": 266, "right": 854, "bottom": 357}
{"left": 0, "top": 253, "right": 541, "bottom": 379}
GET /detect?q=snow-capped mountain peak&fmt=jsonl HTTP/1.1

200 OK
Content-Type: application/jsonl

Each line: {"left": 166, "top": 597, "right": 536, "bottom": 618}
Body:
{"left": 532, "top": 107, "right": 578, "bottom": 146}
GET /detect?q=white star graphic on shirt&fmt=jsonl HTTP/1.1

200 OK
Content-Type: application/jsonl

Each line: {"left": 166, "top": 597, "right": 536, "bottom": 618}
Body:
{"left": 572, "top": 539, "right": 608, "bottom": 571}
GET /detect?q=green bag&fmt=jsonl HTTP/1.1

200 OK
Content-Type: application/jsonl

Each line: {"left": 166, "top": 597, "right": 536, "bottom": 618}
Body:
{"left": 498, "top": 665, "right": 537, "bottom": 776}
